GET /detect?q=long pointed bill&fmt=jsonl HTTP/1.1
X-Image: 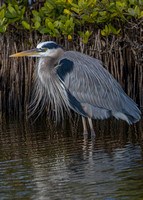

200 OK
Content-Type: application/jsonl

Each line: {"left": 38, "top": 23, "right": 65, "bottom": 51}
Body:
{"left": 10, "top": 49, "right": 39, "bottom": 57}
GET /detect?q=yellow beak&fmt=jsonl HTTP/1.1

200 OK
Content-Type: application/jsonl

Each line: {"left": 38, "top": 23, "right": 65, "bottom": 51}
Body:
{"left": 10, "top": 49, "right": 39, "bottom": 57}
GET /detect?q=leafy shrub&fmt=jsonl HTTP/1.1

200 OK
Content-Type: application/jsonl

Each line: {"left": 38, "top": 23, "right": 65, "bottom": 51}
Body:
{"left": 0, "top": 0, "right": 143, "bottom": 43}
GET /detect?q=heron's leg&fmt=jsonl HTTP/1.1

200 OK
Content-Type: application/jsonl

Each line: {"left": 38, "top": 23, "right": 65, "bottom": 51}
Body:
{"left": 82, "top": 117, "right": 88, "bottom": 135}
{"left": 88, "top": 118, "right": 95, "bottom": 138}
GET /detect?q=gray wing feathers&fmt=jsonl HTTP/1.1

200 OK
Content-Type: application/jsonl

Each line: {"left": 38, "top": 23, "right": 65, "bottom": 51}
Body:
{"left": 81, "top": 103, "right": 111, "bottom": 119}
{"left": 60, "top": 51, "right": 141, "bottom": 123}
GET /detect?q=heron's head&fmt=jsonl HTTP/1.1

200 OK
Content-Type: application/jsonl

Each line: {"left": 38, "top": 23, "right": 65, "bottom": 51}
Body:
{"left": 10, "top": 41, "right": 64, "bottom": 58}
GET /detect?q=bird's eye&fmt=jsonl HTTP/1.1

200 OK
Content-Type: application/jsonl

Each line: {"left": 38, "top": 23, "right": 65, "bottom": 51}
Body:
{"left": 39, "top": 48, "right": 47, "bottom": 52}
{"left": 37, "top": 48, "right": 46, "bottom": 52}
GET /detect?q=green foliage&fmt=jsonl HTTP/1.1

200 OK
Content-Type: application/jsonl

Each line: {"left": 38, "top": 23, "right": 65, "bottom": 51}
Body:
{"left": 101, "top": 24, "right": 121, "bottom": 36}
{"left": 0, "top": 5, "right": 7, "bottom": 32}
{"left": 0, "top": 0, "right": 143, "bottom": 42}
{"left": 0, "top": 0, "right": 29, "bottom": 31}
{"left": 78, "top": 30, "right": 93, "bottom": 43}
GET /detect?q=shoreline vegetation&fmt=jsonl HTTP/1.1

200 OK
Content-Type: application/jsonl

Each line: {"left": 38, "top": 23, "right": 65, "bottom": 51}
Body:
{"left": 0, "top": 0, "right": 142, "bottom": 117}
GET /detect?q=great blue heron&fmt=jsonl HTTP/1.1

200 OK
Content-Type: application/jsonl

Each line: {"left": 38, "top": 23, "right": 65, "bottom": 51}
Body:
{"left": 10, "top": 41, "right": 141, "bottom": 137}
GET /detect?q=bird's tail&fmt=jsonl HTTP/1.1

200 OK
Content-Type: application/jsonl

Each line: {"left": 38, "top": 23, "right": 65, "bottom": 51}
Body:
{"left": 113, "top": 93, "right": 141, "bottom": 124}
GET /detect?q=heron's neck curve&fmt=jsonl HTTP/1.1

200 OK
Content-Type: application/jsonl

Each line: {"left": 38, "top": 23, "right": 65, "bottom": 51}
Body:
{"left": 38, "top": 48, "right": 65, "bottom": 74}
{"left": 50, "top": 48, "right": 65, "bottom": 64}
{"left": 38, "top": 48, "right": 65, "bottom": 87}
{"left": 35, "top": 48, "right": 70, "bottom": 122}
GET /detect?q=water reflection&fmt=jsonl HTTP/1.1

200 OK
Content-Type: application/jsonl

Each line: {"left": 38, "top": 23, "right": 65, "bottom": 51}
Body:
{"left": 0, "top": 117, "right": 143, "bottom": 200}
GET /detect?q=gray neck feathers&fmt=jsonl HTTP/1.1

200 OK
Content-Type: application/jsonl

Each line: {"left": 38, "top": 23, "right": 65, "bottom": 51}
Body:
{"left": 29, "top": 49, "right": 70, "bottom": 121}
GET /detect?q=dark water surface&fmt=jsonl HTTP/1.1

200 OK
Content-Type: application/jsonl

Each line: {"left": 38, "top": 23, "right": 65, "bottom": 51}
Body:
{"left": 0, "top": 116, "right": 143, "bottom": 200}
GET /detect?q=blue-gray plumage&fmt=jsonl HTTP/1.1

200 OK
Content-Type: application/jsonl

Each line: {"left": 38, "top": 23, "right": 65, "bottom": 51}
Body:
{"left": 10, "top": 41, "right": 141, "bottom": 137}
{"left": 60, "top": 51, "right": 141, "bottom": 124}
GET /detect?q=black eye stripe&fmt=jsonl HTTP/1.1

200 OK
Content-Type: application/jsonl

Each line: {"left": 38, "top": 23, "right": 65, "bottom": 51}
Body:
{"left": 42, "top": 43, "right": 59, "bottom": 49}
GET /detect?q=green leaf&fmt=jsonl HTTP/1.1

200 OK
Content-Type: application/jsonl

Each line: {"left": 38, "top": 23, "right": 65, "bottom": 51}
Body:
{"left": 22, "top": 21, "right": 30, "bottom": 30}
{"left": 0, "top": 18, "right": 6, "bottom": 26}
{"left": 64, "top": 9, "right": 72, "bottom": 15}
{"left": 0, "top": 10, "right": 5, "bottom": 19}
{"left": 54, "top": 21, "right": 61, "bottom": 27}
{"left": 0, "top": 25, "right": 6, "bottom": 33}
{"left": 99, "top": 11, "right": 106, "bottom": 16}
{"left": 129, "top": 0, "right": 134, "bottom": 5}
{"left": 74, "top": 19, "right": 80, "bottom": 25}
{"left": 116, "top": 29, "right": 121, "bottom": 34}
{"left": 39, "top": 27, "right": 48, "bottom": 34}
{"left": 5, "top": 12, "right": 13, "bottom": 19}
{"left": 78, "top": 31, "right": 84, "bottom": 37}
{"left": 44, "top": 2, "right": 54, "bottom": 10}
{"left": 69, "top": 2, "right": 78, "bottom": 8}
{"left": 45, "top": 18, "right": 48, "bottom": 27}
{"left": 109, "top": 24, "right": 120, "bottom": 34}
{"left": 78, "top": 0, "right": 82, "bottom": 7}
{"left": 21, "top": 7, "right": 26, "bottom": 15}
{"left": 128, "top": 8, "right": 135, "bottom": 16}
{"left": 34, "top": 15, "right": 41, "bottom": 23}
{"left": 105, "top": 25, "right": 108, "bottom": 32}
{"left": 68, "top": 0, "right": 73, "bottom": 4}
{"left": 71, "top": 7, "right": 79, "bottom": 14}
{"left": 83, "top": 30, "right": 93, "bottom": 43}
{"left": 53, "top": 28, "right": 60, "bottom": 35}
{"left": 48, "top": 21, "right": 54, "bottom": 30}
{"left": 32, "top": 10, "right": 39, "bottom": 17}
{"left": 8, "top": 18, "right": 19, "bottom": 22}
{"left": 8, "top": 5, "right": 17, "bottom": 16}
{"left": 101, "top": 25, "right": 111, "bottom": 36}
{"left": 110, "top": 13, "right": 118, "bottom": 18}
{"left": 34, "top": 21, "right": 40, "bottom": 29}
{"left": 134, "top": 6, "right": 140, "bottom": 16}
{"left": 101, "top": 30, "right": 107, "bottom": 36}
{"left": 14, "top": 5, "right": 19, "bottom": 13}
{"left": 116, "top": 1, "right": 122, "bottom": 7}
{"left": 65, "top": 19, "right": 70, "bottom": 27}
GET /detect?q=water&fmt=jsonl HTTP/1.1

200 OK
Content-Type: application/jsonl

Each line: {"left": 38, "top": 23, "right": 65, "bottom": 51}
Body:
{"left": 0, "top": 117, "right": 143, "bottom": 200}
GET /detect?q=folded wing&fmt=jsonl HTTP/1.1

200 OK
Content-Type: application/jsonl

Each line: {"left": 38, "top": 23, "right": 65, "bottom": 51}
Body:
{"left": 57, "top": 51, "right": 141, "bottom": 124}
